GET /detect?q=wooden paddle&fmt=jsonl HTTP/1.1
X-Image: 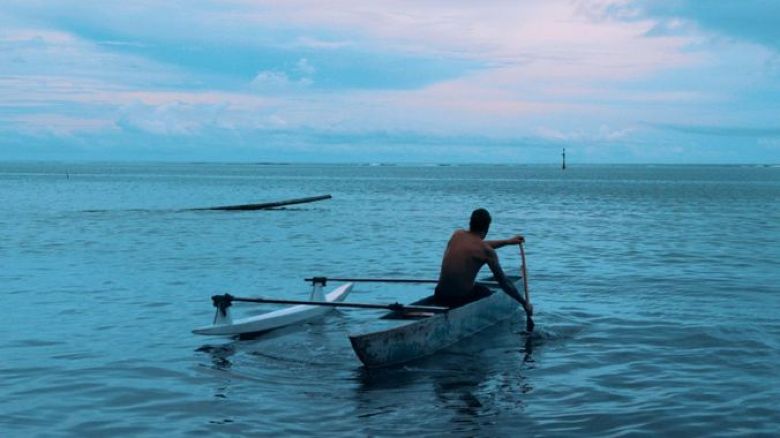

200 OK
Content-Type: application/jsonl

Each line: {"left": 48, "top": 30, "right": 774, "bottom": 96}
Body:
{"left": 520, "top": 242, "right": 535, "bottom": 332}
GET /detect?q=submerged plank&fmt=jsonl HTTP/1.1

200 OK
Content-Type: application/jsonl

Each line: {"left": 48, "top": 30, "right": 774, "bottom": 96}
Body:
{"left": 191, "top": 194, "right": 332, "bottom": 211}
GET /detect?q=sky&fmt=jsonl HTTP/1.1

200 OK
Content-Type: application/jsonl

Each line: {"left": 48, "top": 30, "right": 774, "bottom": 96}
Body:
{"left": 1, "top": 0, "right": 779, "bottom": 163}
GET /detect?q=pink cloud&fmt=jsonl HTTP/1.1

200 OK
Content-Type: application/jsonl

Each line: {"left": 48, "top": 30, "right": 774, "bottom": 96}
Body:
{"left": 0, "top": 0, "right": 768, "bottom": 148}
{"left": 225, "top": 0, "right": 698, "bottom": 76}
{"left": 8, "top": 114, "right": 117, "bottom": 136}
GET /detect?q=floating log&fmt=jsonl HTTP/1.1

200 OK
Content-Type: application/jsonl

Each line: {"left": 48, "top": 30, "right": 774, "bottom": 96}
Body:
{"left": 192, "top": 194, "right": 332, "bottom": 211}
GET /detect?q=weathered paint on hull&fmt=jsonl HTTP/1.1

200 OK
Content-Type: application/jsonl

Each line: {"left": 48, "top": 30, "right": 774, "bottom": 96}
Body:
{"left": 348, "top": 283, "right": 520, "bottom": 367}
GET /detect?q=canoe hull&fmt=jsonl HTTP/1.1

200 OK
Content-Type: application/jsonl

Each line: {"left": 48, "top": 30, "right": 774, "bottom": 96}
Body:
{"left": 192, "top": 283, "right": 352, "bottom": 336}
{"left": 348, "top": 281, "right": 520, "bottom": 367}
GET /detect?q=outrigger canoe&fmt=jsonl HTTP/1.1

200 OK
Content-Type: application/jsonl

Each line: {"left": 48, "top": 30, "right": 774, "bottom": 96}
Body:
{"left": 192, "top": 282, "right": 353, "bottom": 336}
{"left": 348, "top": 276, "right": 522, "bottom": 368}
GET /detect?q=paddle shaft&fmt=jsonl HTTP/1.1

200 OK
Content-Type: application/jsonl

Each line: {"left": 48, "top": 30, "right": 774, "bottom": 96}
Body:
{"left": 228, "top": 296, "right": 449, "bottom": 313}
{"left": 519, "top": 244, "right": 530, "bottom": 303}
{"left": 519, "top": 242, "right": 534, "bottom": 332}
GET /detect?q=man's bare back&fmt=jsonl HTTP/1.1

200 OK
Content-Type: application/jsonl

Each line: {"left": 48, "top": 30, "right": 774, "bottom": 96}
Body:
{"left": 435, "top": 229, "right": 491, "bottom": 304}
{"left": 434, "top": 209, "right": 533, "bottom": 328}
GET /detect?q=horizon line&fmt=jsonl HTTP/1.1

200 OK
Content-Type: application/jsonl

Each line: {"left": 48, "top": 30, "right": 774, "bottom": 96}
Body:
{"left": 0, "top": 159, "right": 777, "bottom": 167}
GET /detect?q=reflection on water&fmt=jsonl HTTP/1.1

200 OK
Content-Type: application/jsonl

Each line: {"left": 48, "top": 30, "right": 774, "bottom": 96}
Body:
{"left": 353, "top": 321, "right": 540, "bottom": 434}
{"left": 197, "top": 344, "right": 236, "bottom": 371}
{"left": 195, "top": 311, "right": 348, "bottom": 371}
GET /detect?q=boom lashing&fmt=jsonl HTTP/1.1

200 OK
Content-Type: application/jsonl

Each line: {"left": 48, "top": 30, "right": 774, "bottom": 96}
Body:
{"left": 308, "top": 277, "right": 327, "bottom": 301}
{"left": 211, "top": 293, "right": 234, "bottom": 325}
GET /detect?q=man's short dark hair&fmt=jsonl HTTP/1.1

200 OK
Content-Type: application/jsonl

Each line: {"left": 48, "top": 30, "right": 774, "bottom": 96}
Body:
{"left": 469, "top": 208, "right": 491, "bottom": 233}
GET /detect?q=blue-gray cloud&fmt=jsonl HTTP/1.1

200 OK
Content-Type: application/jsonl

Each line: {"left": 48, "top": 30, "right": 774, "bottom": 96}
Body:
{"left": 634, "top": 0, "right": 780, "bottom": 52}
{"left": 3, "top": 1, "right": 482, "bottom": 91}
{"left": 2, "top": 0, "right": 780, "bottom": 164}
{"left": 650, "top": 123, "right": 780, "bottom": 137}
{"left": 0, "top": 121, "right": 565, "bottom": 163}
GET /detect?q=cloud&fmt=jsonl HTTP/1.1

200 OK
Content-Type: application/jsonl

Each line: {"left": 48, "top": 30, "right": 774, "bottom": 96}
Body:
{"left": 0, "top": 24, "right": 191, "bottom": 96}
{"left": 650, "top": 123, "right": 780, "bottom": 138}
{"left": 295, "top": 58, "right": 316, "bottom": 76}
{"left": 536, "top": 124, "right": 636, "bottom": 142}
{"left": 251, "top": 70, "right": 312, "bottom": 92}
{"left": 6, "top": 114, "right": 116, "bottom": 136}
{"left": 629, "top": 0, "right": 780, "bottom": 52}
{"left": 116, "top": 102, "right": 217, "bottom": 135}
{"left": 250, "top": 58, "right": 315, "bottom": 93}
{"left": 1, "top": 1, "right": 778, "bottom": 163}
{"left": 294, "top": 36, "right": 353, "bottom": 50}
{"left": 757, "top": 138, "right": 780, "bottom": 149}
{"left": 6, "top": 1, "right": 699, "bottom": 81}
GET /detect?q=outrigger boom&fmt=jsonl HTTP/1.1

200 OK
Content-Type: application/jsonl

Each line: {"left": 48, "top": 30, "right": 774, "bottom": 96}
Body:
{"left": 303, "top": 276, "right": 500, "bottom": 287}
{"left": 210, "top": 293, "right": 449, "bottom": 314}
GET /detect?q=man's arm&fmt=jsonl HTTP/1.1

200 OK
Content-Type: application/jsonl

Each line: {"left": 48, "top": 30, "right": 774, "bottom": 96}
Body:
{"left": 485, "top": 235, "right": 524, "bottom": 250}
{"left": 485, "top": 247, "right": 532, "bottom": 314}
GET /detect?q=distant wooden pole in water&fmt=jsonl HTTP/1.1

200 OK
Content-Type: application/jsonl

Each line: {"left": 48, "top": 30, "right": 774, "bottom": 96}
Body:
{"left": 191, "top": 194, "right": 331, "bottom": 211}
{"left": 562, "top": 147, "right": 566, "bottom": 170}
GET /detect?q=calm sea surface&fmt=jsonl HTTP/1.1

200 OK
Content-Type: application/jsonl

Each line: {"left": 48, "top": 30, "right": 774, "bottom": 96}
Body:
{"left": 1, "top": 162, "right": 779, "bottom": 436}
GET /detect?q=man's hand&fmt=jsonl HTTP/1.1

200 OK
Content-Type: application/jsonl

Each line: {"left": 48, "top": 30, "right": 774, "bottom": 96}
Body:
{"left": 506, "top": 235, "right": 525, "bottom": 245}
{"left": 523, "top": 302, "right": 533, "bottom": 316}
{"left": 486, "top": 235, "right": 525, "bottom": 250}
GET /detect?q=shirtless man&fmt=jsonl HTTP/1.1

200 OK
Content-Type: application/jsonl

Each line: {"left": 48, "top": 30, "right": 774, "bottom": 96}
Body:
{"left": 435, "top": 208, "right": 534, "bottom": 331}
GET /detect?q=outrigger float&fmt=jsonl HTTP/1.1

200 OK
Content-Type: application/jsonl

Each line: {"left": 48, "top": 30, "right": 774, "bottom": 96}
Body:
{"left": 192, "top": 279, "right": 353, "bottom": 336}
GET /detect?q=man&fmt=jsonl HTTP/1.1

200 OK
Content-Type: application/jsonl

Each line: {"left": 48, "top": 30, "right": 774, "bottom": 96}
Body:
{"left": 435, "top": 208, "right": 534, "bottom": 330}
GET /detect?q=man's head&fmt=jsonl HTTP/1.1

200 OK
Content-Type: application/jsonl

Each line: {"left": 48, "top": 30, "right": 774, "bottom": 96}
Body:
{"left": 469, "top": 208, "right": 491, "bottom": 237}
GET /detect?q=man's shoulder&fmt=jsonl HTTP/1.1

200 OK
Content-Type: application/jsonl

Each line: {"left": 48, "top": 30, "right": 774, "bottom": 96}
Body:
{"left": 481, "top": 242, "right": 497, "bottom": 258}
{"left": 449, "top": 229, "right": 468, "bottom": 240}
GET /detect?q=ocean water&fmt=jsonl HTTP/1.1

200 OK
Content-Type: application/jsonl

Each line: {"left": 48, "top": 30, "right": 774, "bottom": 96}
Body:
{"left": 1, "top": 162, "right": 779, "bottom": 436}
